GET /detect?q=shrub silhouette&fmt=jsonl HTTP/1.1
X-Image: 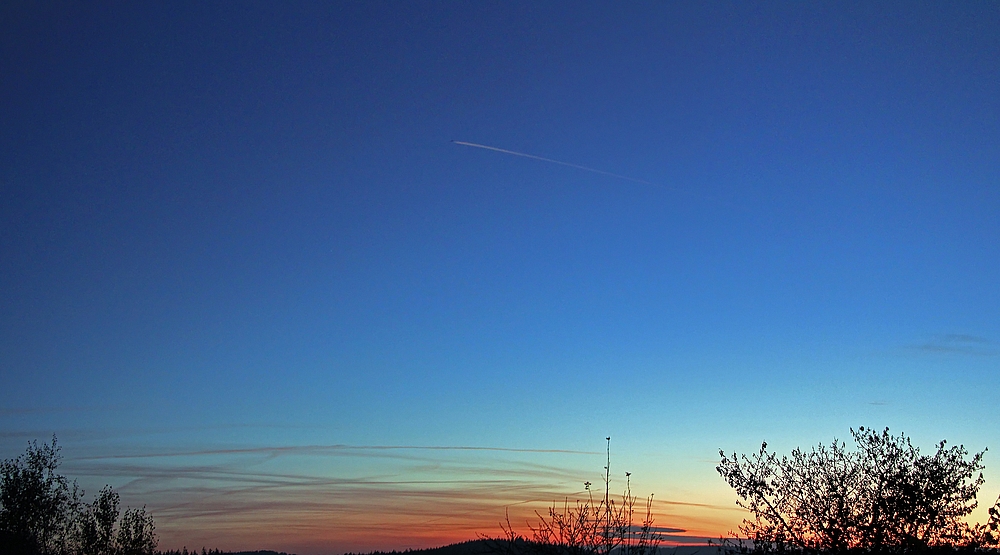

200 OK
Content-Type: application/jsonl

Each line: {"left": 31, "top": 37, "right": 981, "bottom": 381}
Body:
{"left": 0, "top": 436, "right": 157, "bottom": 555}
{"left": 717, "top": 427, "right": 1000, "bottom": 554}
{"left": 492, "top": 438, "right": 661, "bottom": 555}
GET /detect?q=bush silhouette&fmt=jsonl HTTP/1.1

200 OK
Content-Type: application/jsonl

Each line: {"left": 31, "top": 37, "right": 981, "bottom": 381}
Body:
{"left": 0, "top": 436, "right": 157, "bottom": 555}
{"left": 492, "top": 438, "right": 661, "bottom": 555}
{"left": 717, "top": 427, "right": 1000, "bottom": 554}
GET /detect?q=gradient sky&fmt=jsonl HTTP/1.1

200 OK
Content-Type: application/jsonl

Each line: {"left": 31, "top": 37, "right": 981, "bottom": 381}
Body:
{"left": 2, "top": 2, "right": 999, "bottom": 554}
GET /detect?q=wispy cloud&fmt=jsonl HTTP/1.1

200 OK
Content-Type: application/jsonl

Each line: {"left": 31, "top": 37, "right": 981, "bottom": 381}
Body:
{"left": 52, "top": 442, "right": 721, "bottom": 554}
{"left": 70, "top": 444, "right": 600, "bottom": 460}
{"left": 910, "top": 334, "right": 997, "bottom": 356}
{"left": 452, "top": 141, "right": 656, "bottom": 186}
{"left": 0, "top": 405, "right": 123, "bottom": 417}
{"left": 634, "top": 526, "right": 686, "bottom": 534}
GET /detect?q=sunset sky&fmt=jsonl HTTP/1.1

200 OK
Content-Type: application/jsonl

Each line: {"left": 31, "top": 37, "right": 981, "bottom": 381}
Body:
{"left": 2, "top": 3, "right": 999, "bottom": 554}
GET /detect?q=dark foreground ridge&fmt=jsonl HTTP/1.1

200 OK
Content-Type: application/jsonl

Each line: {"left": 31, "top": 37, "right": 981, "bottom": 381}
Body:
{"left": 344, "top": 540, "right": 723, "bottom": 555}
{"left": 158, "top": 551, "right": 297, "bottom": 555}
{"left": 345, "top": 540, "right": 1000, "bottom": 555}
{"left": 343, "top": 539, "right": 497, "bottom": 555}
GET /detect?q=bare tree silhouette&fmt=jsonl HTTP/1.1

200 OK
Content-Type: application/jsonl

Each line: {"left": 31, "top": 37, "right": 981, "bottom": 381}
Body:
{"left": 717, "top": 427, "right": 999, "bottom": 554}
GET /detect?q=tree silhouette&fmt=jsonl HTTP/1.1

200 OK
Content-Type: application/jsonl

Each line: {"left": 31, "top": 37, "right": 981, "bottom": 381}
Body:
{"left": 80, "top": 486, "right": 118, "bottom": 555}
{"left": 717, "top": 427, "right": 996, "bottom": 554}
{"left": 0, "top": 436, "right": 157, "bottom": 555}
{"left": 79, "top": 485, "right": 157, "bottom": 555}
{"left": 0, "top": 437, "right": 81, "bottom": 555}
{"left": 115, "top": 504, "right": 157, "bottom": 555}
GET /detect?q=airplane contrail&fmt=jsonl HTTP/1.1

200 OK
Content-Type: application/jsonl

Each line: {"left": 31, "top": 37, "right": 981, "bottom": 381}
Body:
{"left": 452, "top": 140, "right": 655, "bottom": 186}
{"left": 71, "top": 444, "right": 600, "bottom": 459}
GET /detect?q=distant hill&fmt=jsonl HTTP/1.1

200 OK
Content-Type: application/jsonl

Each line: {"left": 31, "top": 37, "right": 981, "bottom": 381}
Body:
{"left": 343, "top": 539, "right": 497, "bottom": 555}
{"left": 158, "top": 550, "right": 297, "bottom": 555}
{"left": 344, "top": 539, "right": 723, "bottom": 555}
{"left": 161, "top": 539, "right": 723, "bottom": 555}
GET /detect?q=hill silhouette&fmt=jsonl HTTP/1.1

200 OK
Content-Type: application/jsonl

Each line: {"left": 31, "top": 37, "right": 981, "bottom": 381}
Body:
{"left": 345, "top": 539, "right": 722, "bottom": 555}
{"left": 157, "top": 550, "right": 297, "bottom": 555}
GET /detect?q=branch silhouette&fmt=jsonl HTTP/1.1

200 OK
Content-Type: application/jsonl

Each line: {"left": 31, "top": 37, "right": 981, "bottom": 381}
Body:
{"left": 717, "top": 427, "right": 1000, "bottom": 555}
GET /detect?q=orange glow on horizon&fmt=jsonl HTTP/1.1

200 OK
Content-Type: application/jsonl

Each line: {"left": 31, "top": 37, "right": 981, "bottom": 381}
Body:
{"left": 152, "top": 490, "right": 745, "bottom": 555}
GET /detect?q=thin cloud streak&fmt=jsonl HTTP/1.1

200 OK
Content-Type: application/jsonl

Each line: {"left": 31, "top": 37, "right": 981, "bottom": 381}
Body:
{"left": 0, "top": 424, "right": 311, "bottom": 446}
{"left": 145, "top": 480, "right": 718, "bottom": 552}
{"left": 57, "top": 445, "right": 726, "bottom": 553}
{"left": 910, "top": 334, "right": 997, "bottom": 356}
{"left": 66, "top": 464, "right": 588, "bottom": 492}
{"left": 70, "top": 444, "right": 600, "bottom": 461}
{"left": 452, "top": 140, "right": 658, "bottom": 187}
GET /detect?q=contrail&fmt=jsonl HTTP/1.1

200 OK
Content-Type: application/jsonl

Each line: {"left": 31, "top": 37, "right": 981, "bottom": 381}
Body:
{"left": 70, "top": 444, "right": 600, "bottom": 460}
{"left": 452, "top": 140, "right": 655, "bottom": 186}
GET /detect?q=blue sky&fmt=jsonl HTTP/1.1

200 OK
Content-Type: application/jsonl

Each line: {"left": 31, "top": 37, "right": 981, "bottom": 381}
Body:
{"left": 2, "top": 2, "right": 999, "bottom": 554}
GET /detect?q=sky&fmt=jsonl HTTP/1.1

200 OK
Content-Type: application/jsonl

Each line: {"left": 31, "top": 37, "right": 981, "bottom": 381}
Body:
{"left": 1, "top": 2, "right": 999, "bottom": 554}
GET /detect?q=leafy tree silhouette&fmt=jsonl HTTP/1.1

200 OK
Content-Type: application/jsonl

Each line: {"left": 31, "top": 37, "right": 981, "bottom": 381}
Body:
{"left": 0, "top": 436, "right": 157, "bottom": 555}
{"left": 717, "top": 427, "right": 1000, "bottom": 554}
{"left": 0, "top": 437, "right": 81, "bottom": 555}
{"left": 80, "top": 485, "right": 157, "bottom": 555}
